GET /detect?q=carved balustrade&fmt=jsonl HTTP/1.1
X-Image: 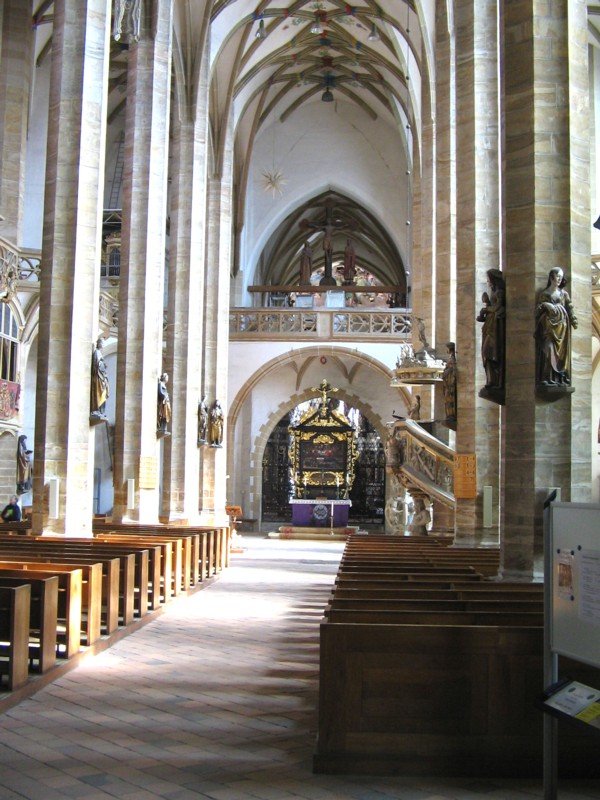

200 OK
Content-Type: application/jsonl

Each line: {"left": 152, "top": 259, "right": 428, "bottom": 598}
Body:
{"left": 385, "top": 419, "right": 455, "bottom": 509}
{"left": 229, "top": 308, "right": 412, "bottom": 341}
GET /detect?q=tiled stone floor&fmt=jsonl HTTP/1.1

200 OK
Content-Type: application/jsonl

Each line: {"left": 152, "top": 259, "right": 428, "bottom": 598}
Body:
{"left": 0, "top": 535, "right": 598, "bottom": 800}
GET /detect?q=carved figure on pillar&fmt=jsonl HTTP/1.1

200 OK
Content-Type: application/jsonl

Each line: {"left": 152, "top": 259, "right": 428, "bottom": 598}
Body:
{"left": 198, "top": 395, "right": 208, "bottom": 445}
{"left": 342, "top": 239, "right": 356, "bottom": 284}
{"left": 299, "top": 241, "right": 313, "bottom": 285}
{"left": 535, "top": 268, "right": 577, "bottom": 398}
{"left": 16, "top": 435, "right": 32, "bottom": 495}
{"left": 408, "top": 394, "right": 421, "bottom": 421}
{"left": 209, "top": 400, "right": 224, "bottom": 447}
{"left": 407, "top": 497, "right": 431, "bottom": 535}
{"left": 441, "top": 342, "right": 457, "bottom": 430}
{"left": 476, "top": 269, "right": 506, "bottom": 404}
{"left": 90, "top": 336, "right": 110, "bottom": 424}
{"left": 113, "top": 0, "right": 142, "bottom": 44}
{"left": 157, "top": 373, "right": 171, "bottom": 436}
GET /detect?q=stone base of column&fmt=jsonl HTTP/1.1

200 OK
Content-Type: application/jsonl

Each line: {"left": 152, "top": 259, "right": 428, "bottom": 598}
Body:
{"left": 198, "top": 508, "right": 230, "bottom": 527}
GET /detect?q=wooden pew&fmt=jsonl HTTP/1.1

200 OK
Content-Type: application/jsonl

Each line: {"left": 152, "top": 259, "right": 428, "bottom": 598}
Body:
{"left": 0, "top": 550, "right": 102, "bottom": 646}
{"left": 315, "top": 533, "right": 552, "bottom": 776}
{"left": 95, "top": 534, "right": 174, "bottom": 604}
{"left": 0, "top": 583, "right": 30, "bottom": 690}
{"left": 0, "top": 575, "right": 58, "bottom": 672}
{"left": 327, "top": 597, "right": 543, "bottom": 613}
{"left": 323, "top": 607, "right": 543, "bottom": 626}
{"left": 0, "top": 563, "right": 82, "bottom": 658}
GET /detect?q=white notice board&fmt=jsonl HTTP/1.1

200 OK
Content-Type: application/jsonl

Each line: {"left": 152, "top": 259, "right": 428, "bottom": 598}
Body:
{"left": 549, "top": 503, "right": 600, "bottom": 669}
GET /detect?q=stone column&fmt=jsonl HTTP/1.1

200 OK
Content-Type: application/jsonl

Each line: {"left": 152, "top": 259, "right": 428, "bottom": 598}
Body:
{"left": 434, "top": 0, "right": 455, "bottom": 349}
{"left": 113, "top": 0, "right": 173, "bottom": 523}
{"left": 32, "top": 0, "right": 110, "bottom": 535}
{"left": 502, "top": 0, "right": 590, "bottom": 577}
{"left": 161, "top": 49, "right": 209, "bottom": 523}
{"left": 0, "top": 0, "right": 33, "bottom": 242}
{"left": 410, "top": 73, "right": 437, "bottom": 419}
{"left": 454, "top": 0, "right": 501, "bottom": 544}
{"left": 199, "top": 121, "right": 234, "bottom": 525}
{"left": 433, "top": 0, "right": 456, "bottom": 426}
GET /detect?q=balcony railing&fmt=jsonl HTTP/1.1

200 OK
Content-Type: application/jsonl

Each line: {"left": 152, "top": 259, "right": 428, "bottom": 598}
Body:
{"left": 229, "top": 308, "right": 412, "bottom": 341}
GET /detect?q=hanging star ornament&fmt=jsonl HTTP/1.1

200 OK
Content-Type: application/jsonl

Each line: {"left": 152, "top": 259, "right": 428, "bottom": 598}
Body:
{"left": 261, "top": 168, "right": 287, "bottom": 197}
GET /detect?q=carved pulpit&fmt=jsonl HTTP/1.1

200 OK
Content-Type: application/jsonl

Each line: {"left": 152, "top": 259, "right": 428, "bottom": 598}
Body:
{"left": 288, "top": 380, "right": 358, "bottom": 526}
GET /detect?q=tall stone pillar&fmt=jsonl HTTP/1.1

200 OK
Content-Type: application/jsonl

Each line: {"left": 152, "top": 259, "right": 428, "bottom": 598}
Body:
{"left": 161, "top": 50, "right": 210, "bottom": 523}
{"left": 32, "top": 0, "right": 110, "bottom": 535}
{"left": 113, "top": 0, "right": 173, "bottom": 523}
{"left": 502, "top": 0, "right": 590, "bottom": 576}
{"left": 433, "top": 1, "right": 456, "bottom": 426}
{"left": 0, "top": 0, "right": 33, "bottom": 242}
{"left": 454, "top": 0, "right": 501, "bottom": 543}
{"left": 417, "top": 80, "right": 436, "bottom": 420}
{"left": 199, "top": 122, "right": 234, "bottom": 525}
{"left": 434, "top": 0, "right": 455, "bottom": 349}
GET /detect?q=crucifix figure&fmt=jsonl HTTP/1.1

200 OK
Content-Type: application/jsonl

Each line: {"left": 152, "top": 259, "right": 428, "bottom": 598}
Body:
{"left": 311, "top": 378, "right": 339, "bottom": 412}
{"left": 299, "top": 206, "right": 350, "bottom": 286}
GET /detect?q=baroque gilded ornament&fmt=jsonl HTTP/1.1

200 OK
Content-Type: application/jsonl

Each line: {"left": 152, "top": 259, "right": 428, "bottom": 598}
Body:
{"left": 288, "top": 379, "right": 358, "bottom": 498}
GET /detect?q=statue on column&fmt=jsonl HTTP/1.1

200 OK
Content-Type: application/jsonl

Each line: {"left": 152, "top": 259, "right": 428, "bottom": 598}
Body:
{"left": 113, "top": 0, "right": 142, "bottom": 44}
{"left": 441, "top": 342, "right": 457, "bottom": 430}
{"left": 198, "top": 395, "right": 208, "bottom": 445}
{"left": 408, "top": 394, "right": 421, "bottom": 421}
{"left": 299, "top": 242, "right": 313, "bottom": 285}
{"left": 535, "top": 267, "right": 577, "bottom": 397}
{"left": 209, "top": 400, "right": 224, "bottom": 447}
{"left": 342, "top": 239, "right": 356, "bottom": 284}
{"left": 407, "top": 496, "right": 431, "bottom": 535}
{"left": 16, "top": 435, "right": 32, "bottom": 496}
{"left": 477, "top": 269, "right": 506, "bottom": 404}
{"left": 157, "top": 373, "right": 171, "bottom": 436}
{"left": 90, "top": 336, "right": 110, "bottom": 424}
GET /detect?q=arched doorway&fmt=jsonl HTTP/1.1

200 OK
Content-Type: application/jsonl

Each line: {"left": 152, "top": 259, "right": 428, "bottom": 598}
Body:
{"left": 261, "top": 400, "right": 385, "bottom": 525}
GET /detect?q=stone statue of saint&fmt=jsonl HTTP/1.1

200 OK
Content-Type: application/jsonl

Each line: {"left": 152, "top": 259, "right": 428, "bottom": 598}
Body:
{"left": 90, "top": 336, "right": 110, "bottom": 423}
{"left": 343, "top": 239, "right": 356, "bottom": 284}
{"left": 113, "top": 0, "right": 142, "bottom": 43}
{"left": 408, "top": 394, "right": 421, "bottom": 421}
{"left": 198, "top": 395, "right": 208, "bottom": 445}
{"left": 209, "top": 400, "right": 224, "bottom": 447}
{"left": 535, "top": 267, "right": 577, "bottom": 390}
{"left": 157, "top": 373, "right": 171, "bottom": 435}
{"left": 407, "top": 497, "right": 431, "bottom": 535}
{"left": 442, "top": 342, "right": 457, "bottom": 430}
{"left": 476, "top": 269, "right": 505, "bottom": 401}
{"left": 16, "top": 435, "right": 32, "bottom": 496}
{"left": 299, "top": 242, "right": 313, "bottom": 285}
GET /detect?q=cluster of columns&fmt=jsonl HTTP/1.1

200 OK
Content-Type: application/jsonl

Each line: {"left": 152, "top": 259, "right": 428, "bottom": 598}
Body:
{"left": 0, "top": 0, "right": 232, "bottom": 534}
{"left": 413, "top": 0, "right": 591, "bottom": 576}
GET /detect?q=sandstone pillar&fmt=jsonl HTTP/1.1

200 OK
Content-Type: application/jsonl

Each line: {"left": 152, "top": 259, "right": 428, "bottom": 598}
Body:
{"left": 113, "top": 0, "right": 173, "bottom": 523}
{"left": 199, "top": 124, "right": 234, "bottom": 525}
{"left": 434, "top": 0, "right": 455, "bottom": 350}
{"left": 502, "top": 0, "right": 590, "bottom": 576}
{"left": 454, "top": 0, "right": 502, "bottom": 544}
{"left": 32, "top": 0, "right": 110, "bottom": 535}
{"left": 0, "top": 0, "right": 33, "bottom": 242}
{"left": 433, "top": 1, "right": 456, "bottom": 427}
{"left": 161, "top": 50, "right": 210, "bottom": 523}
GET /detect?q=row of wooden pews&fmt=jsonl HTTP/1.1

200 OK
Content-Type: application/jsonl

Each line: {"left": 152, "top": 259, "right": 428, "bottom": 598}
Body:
{"left": 0, "top": 524, "right": 229, "bottom": 692}
{"left": 314, "top": 533, "right": 598, "bottom": 778}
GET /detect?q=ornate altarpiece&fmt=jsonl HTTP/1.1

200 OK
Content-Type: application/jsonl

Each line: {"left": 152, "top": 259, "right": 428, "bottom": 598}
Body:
{"left": 289, "top": 383, "right": 358, "bottom": 499}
